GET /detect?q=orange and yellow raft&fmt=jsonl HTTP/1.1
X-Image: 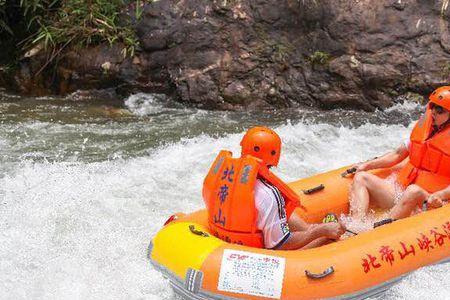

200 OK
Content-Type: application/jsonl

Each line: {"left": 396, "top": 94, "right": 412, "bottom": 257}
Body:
{"left": 148, "top": 166, "right": 450, "bottom": 299}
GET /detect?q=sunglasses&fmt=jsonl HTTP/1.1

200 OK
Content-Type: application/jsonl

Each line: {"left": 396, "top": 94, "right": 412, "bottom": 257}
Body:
{"left": 430, "top": 103, "right": 446, "bottom": 114}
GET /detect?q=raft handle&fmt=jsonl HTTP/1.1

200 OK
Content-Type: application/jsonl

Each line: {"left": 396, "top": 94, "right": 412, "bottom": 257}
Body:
{"left": 305, "top": 266, "right": 334, "bottom": 279}
{"left": 163, "top": 214, "right": 179, "bottom": 226}
{"left": 302, "top": 184, "right": 325, "bottom": 195}
{"left": 189, "top": 225, "right": 210, "bottom": 237}
{"left": 341, "top": 167, "right": 357, "bottom": 177}
{"left": 373, "top": 218, "right": 394, "bottom": 228}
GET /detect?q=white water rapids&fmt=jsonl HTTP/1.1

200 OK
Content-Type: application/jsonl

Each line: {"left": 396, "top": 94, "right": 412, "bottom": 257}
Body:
{"left": 0, "top": 93, "right": 448, "bottom": 299}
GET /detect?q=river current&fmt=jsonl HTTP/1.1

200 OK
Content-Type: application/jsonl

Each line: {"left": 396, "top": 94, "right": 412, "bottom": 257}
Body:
{"left": 0, "top": 90, "right": 448, "bottom": 299}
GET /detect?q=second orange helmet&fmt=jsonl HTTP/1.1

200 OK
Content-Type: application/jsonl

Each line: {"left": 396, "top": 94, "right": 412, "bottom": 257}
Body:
{"left": 429, "top": 86, "right": 450, "bottom": 111}
{"left": 240, "top": 126, "right": 282, "bottom": 167}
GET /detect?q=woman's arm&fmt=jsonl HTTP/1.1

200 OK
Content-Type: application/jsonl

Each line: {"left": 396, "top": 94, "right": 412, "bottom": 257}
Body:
{"left": 277, "top": 223, "right": 343, "bottom": 250}
{"left": 287, "top": 210, "right": 312, "bottom": 232}
{"left": 357, "top": 144, "right": 409, "bottom": 171}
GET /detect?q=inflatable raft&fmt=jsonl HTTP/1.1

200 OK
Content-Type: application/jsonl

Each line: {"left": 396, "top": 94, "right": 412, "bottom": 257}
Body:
{"left": 148, "top": 166, "right": 450, "bottom": 299}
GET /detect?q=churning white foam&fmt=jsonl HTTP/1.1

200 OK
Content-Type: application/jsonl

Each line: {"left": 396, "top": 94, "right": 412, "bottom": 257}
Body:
{"left": 1, "top": 118, "right": 448, "bottom": 299}
{"left": 124, "top": 93, "right": 171, "bottom": 116}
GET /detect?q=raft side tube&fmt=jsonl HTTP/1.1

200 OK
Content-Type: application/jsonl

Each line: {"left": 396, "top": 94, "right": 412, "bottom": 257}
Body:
{"left": 149, "top": 251, "right": 447, "bottom": 300}
{"left": 149, "top": 206, "right": 450, "bottom": 299}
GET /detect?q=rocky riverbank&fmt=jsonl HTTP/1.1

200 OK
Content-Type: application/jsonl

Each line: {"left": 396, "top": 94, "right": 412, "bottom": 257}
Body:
{"left": 1, "top": 0, "right": 450, "bottom": 110}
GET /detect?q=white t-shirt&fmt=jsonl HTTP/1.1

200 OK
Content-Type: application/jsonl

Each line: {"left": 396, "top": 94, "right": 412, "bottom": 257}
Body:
{"left": 254, "top": 179, "right": 291, "bottom": 249}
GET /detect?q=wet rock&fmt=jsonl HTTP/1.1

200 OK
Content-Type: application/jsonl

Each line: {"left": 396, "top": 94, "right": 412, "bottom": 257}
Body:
{"left": 141, "top": 30, "right": 169, "bottom": 51}
{"left": 223, "top": 81, "right": 251, "bottom": 104}
{"left": 362, "top": 64, "right": 403, "bottom": 87}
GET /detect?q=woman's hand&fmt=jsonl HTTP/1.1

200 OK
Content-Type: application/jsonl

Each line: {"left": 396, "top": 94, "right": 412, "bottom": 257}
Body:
{"left": 321, "top": 222, "right": 345, "bottom": 240}
{"left": 354, "top": 161, "right": 371, "bottom": 172}
{"left": 427, "top": 191, "right": 447, "bottom": 209}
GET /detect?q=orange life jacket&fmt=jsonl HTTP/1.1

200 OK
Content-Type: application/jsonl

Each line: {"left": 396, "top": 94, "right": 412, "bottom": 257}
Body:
{"left": 202, "top": 150, "right": 303, "bottom": 248}
{"left": 398, "top": 109, "right": 450, "bottom": 193}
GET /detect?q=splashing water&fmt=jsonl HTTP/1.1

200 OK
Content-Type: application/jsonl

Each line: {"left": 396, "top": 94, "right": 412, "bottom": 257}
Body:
{"left": 0, "top": 92, "right": 448, "bottom": 299}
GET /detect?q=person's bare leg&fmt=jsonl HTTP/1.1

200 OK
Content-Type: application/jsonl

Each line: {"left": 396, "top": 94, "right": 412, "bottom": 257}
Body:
{"left": 301, "top": 237, "right": 333, "bottom": 249}
{"left": 390, "top": 185, "right": 429, "bottom": 219}
{"left": 288, "top": 209, "right": 311, "bottom": 231}
{"left": 350, "top": 172, "right": 397, "bottom": 219}
{"left": 350, "top": 172, "right": 370, "bottom": 218}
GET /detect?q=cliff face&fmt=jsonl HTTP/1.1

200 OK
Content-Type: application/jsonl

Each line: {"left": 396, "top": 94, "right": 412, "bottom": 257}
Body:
{"left": 3, "top": 0, "right": 450, "bottom": 110}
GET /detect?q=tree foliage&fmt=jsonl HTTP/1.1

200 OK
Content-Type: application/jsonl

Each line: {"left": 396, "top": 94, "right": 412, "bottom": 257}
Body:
{"left": 0, "top": 0, "right": 144, "bottom": 59}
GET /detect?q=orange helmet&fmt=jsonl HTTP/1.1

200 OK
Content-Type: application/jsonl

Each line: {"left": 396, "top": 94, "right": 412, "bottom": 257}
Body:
{"left": 429, "top": 86, "right": 450, "bottom": 111}
{"left": 240, "top": 126, "right": 281, "bottom": 167}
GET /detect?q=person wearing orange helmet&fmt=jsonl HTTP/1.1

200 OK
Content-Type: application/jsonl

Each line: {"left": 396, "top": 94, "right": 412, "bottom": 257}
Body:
{"left": 350, "top": 86, "right": 450, "bottom": 220}
{"left": 203, "top": 126, "right": 344, "bottom": 250}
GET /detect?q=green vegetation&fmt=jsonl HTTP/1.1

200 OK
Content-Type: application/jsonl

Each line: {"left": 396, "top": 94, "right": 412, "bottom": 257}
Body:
{"left": 308, "top": 51, "right": 331, "bottom": 66}
{"left": 0, "top": 0, "right": 145, "bottom": 63}
{"left": 270, "top": 43, "right": 294, "bottom": 63}
{"left": 0, "top": 0, "right": 13, "bottom": 35}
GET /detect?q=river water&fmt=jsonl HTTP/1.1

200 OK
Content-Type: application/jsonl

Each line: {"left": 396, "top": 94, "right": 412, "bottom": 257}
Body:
{"left": 0, "top": 90, "right": 448, "bottom": 299}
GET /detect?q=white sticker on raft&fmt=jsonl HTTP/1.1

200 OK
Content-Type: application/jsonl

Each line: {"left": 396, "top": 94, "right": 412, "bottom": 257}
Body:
{"left": 218, "top": 249, "right": 286, "bottom": 299}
